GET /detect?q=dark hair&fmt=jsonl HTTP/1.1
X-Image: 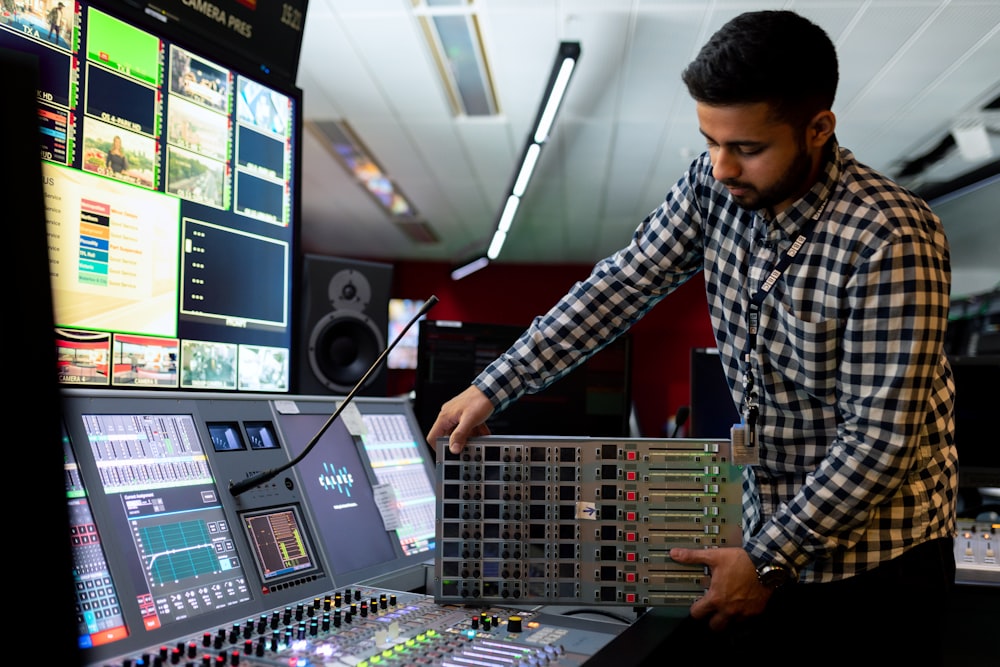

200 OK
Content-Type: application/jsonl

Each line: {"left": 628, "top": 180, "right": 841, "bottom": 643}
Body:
{"left": 681, "top": 10, "right": 838, "bottom": 128}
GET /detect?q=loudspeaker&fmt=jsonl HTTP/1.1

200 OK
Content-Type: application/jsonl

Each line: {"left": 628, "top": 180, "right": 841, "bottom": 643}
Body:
{"left": 298, "top": 254, "right": 393, "bottom": 395}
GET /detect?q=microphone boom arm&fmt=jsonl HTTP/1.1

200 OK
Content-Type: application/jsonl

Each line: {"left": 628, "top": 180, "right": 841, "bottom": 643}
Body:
{"left": 229, "top": 295, "right": 439, "bottom": 497}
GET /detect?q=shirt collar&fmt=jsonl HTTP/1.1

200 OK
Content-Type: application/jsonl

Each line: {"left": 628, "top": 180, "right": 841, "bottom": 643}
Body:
{"left": 756, "top": 139, "right": 839, "bottom": 239}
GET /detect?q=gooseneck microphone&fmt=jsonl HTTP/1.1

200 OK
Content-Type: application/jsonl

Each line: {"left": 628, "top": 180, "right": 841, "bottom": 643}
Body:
{"left": 229, "top": 295, "right": 439, "bottom": 497}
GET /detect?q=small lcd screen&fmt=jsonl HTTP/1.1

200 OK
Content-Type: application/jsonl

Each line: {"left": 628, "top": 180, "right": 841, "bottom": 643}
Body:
{"left": 208, "top": 422, "right": 246, "bottom": 451}
{"left": 240, "top": 504, "right": 320, "bottom": 582}
{"left": 245, "top": 421, "right": 281, "bottom": 450}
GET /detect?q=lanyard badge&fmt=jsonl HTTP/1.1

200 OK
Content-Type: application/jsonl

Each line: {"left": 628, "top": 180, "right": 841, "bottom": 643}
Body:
{"left": 733, "top": 195, "right": 829, "bottom": 467}
{"left": 732, "top": 342, "right": 760, "bottom": 466}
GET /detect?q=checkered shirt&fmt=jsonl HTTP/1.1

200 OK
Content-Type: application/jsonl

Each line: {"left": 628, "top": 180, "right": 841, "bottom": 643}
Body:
{"left": 473, "top": 141, "right": 959, "bottom": 583}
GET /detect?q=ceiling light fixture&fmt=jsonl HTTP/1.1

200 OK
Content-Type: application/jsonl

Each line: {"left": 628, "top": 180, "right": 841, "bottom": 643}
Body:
{"left": 308, "top": 120, "right": 438, "bottom": 244}
{"left": 452, "top": 41, "right": 581, "bottom": 280}
{"left": 415, "top": 0, "right": 498, "bottom": 117}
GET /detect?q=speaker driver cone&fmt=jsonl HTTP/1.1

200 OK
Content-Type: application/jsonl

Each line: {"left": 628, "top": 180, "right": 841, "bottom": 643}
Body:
{"left": 308, "top": 311, "right": 385, "bottom": 392}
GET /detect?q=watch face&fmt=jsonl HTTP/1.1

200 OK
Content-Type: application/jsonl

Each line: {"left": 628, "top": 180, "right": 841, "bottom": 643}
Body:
{"left": 758, "top": 565, "right": 789, "bottom": 588}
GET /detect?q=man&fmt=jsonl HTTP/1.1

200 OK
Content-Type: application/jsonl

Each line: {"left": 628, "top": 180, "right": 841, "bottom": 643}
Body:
{"left": 47, "top": 1, "right": 63, "bottom": 43}
{"left": 427, "top": 10, "right": 958, "bottom": 665}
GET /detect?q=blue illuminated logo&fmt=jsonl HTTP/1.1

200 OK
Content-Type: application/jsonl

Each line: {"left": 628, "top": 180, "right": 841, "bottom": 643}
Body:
{"left": 318, "top": 463, "right": 354, "bottom": 496}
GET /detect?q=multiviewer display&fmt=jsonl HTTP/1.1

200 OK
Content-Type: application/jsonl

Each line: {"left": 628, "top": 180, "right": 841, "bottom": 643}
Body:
{"left": 1, "top": 0, "right": 299, "bottom": 393}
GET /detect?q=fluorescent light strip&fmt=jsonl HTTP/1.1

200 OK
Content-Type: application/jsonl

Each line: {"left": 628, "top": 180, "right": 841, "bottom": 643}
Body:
{"left": 496, "top": 195, "right": 520, "bottom": 233}
{"left": 487, "top": 229, "right": 507, "bottom": 259}
{"left": 453, "top": 42, "right": 579, "bottom": 279}
{"left": 512, "top": 144, "right": 541, "bottom": 197}
{"left": 534, "top": 57, "right": 577, "bottom": 143}
{"left": 451, "top": 256, "right": 490, "bottom": 280}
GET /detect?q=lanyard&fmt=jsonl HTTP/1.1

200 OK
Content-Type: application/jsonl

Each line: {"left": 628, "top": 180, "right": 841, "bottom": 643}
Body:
{"left": 742, "top": 196, "right": 830, "bottom": 447}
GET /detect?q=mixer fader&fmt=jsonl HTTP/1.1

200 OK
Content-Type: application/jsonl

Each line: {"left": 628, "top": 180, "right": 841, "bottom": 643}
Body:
{"left": 433, "top": 436, "right": 743, "bottom": 607}
{"left": 94, "top": 584, "right": 628, "bottom": 666}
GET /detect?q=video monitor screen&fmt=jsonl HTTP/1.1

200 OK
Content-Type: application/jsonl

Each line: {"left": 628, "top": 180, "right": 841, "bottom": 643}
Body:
{"left": 1, "top": 0, "right": 299, "bottom": 393}
{"left": 240, "top": 504, "right": 321, "bottom": 583}
{"left": 207, "top": 421, "right": 246, "bottom": 452}
{"left": 78, "top": 412, "right": 252, "bottom": 631}
{"left": 387, "top": 298, "right": 426, "bottom": 370}
{"left": 63, "top": 422, "right": 129, "bottom": 650}
{"left": 245, "top": 421, "right": 281, "bottom": 450}
{"left": 950, "top": 355, "right": 1000, "bottom": 489}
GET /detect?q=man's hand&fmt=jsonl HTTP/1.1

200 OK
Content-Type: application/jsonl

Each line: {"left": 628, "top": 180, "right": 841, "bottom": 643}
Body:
{"left": 669, "top": 546, "right": 772, "bottom": 631}
{"left": 425, "top": 385, "right": 495, "bottom": 454}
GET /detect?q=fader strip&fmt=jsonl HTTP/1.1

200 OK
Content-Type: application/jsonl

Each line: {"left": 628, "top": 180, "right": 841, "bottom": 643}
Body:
{"left": 434, "top": 437, "right": 743, "bottom": 606}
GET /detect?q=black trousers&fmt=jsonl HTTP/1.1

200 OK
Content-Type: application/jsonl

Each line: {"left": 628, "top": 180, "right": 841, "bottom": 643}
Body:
{"left": 639, "top": 538, "right": 957, "bottom": 667}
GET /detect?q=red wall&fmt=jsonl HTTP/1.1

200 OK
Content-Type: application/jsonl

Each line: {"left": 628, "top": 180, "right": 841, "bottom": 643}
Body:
{"left": 385, "top": 260, "right": 717, "bottom": 438}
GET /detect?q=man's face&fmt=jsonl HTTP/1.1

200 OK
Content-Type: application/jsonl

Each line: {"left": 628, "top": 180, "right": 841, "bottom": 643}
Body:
{"left": 696, "top": 101, "right": 816, "bottom": 215}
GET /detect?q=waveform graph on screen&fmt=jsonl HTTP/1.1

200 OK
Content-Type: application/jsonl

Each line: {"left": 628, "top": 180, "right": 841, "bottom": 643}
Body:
{"left": 136, "top": 517, "right": 226, "bottom": 586}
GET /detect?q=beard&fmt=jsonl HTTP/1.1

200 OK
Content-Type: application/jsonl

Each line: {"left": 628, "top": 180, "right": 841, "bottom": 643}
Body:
{"left": 723, "top": 142, "right": 813, "bottom": 212}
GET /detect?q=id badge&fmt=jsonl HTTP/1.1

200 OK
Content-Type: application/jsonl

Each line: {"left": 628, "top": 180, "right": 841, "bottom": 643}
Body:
{"left": 731, "top": 423, "right": 760, "bottom": 465}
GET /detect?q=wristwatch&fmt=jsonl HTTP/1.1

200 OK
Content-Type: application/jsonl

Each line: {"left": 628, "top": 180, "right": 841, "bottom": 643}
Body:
{"left": 756, "top": 563, "right": 792, "bottom": 589}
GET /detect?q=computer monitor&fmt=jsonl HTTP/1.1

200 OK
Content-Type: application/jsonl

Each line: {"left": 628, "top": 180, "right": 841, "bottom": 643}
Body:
{"left": 412, "top": 320, "right": 633, "bottom": 442}
{"left": 688, "top": 347, "right": 740, "bottom": 439}
{"left": 951, "top": 355, "right": 1000, "bottom": 491}
{"left": 1, "top": 0, "right": 301, "bottom": 393}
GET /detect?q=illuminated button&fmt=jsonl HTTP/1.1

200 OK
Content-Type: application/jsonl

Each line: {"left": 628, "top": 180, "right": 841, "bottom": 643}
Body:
{"left": 625, "top": 532, "right": 636, "bottom": 542}
{"left": 626, "top": 451, "right": 637, "bottom": 461}
{"left": 626, "top": 491, "right": 637, "bottom": 501}
{"left": 625, "top": 552, "right": 637, "bottom": 562}
{"left": 625, "top": 593, "right": 637, "bottom": 603}
{"left": 626, "top": 471, "right": 636, "bottom": 481}
{"left": 625, "top": 511, "right": 636, "bottom": 521}
{"left": 625, "top": 572, "right": 636, "bottom": 582}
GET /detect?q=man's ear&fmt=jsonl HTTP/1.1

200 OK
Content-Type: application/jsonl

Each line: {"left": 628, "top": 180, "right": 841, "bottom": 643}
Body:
{"left": 808, "top": 110, "right": 836, "bottom": 148}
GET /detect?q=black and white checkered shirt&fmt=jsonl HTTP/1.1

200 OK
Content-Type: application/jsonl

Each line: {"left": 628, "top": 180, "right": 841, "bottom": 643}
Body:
{"left": 473, "top": 141, "right": 958, "bottom": 583}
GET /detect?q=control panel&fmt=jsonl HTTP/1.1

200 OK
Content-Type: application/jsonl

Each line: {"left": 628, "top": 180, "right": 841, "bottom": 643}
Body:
{"left": 93, "top": 584, "right": 629, "bottom": 667}
{"left": 434, "top": 436, "right": 743, "bottom": 606}
{"left": 954, "top": 519, "right": 999, "bottom": 585}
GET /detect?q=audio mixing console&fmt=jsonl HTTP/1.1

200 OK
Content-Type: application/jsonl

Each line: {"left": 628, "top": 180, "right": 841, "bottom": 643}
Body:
{"left": 954, "top": 519, "right": 1000, "bottom": 585}
{"left": 90, "top": 584, "right": 631, "bottom": 667}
